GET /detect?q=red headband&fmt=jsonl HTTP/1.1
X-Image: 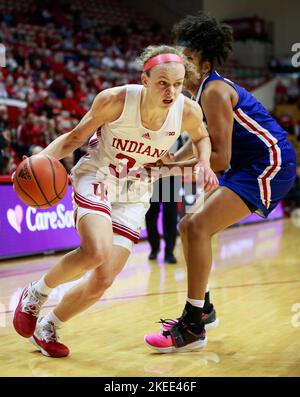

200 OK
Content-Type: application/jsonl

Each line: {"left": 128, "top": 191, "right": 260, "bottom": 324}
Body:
{"left": 143, "top": 53, "right": 184, "bottom": 72}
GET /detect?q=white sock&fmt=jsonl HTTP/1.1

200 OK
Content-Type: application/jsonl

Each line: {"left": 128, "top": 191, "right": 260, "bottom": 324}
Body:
{"left": 41, "top": 310, "right": 64, "bottom": 329}
{"left": 33, "top": 276, "right": 53, "bottom": 296}
{"left": 187, "top": 298, "right": 205, "bottom": 308}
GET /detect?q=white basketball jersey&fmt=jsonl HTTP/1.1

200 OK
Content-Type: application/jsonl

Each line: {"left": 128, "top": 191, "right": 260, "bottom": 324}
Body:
{"left": 72, "top": 84, "right": 185, "bottom": 202}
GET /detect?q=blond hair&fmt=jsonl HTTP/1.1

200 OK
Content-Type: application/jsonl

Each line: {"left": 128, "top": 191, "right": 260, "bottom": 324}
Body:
{"left": 136, "top": 45, "right": 199, "bottom": 81}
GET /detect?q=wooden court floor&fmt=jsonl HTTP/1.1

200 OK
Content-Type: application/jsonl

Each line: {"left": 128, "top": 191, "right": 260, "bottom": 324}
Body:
{"left": 0, "top": 218, "right": 300, "bottom": 377}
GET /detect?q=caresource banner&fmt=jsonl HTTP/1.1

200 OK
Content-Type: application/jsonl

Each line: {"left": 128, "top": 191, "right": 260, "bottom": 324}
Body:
{"left": 0, "top": 182, "right": 284, "bottom": 259}
{"left": 0, "top": 185, "right": 80, "bottom": 259}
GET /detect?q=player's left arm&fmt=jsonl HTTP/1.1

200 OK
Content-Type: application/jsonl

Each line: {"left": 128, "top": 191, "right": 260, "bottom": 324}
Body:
{"left": 144, "top": 100, "right": 218, "bottom": 191}
{"left": 181, "top": 98, "right": 211, "bottom": 167}
{"left": 155, "top": 100, "right": 211, "bottom": 168}
{"left": 181, "top": 99, "right": 219, "bottom": 191}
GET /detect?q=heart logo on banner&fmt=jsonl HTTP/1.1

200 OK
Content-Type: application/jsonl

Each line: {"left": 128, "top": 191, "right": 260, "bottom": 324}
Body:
{"left": 7, "top": 205, "right": 24, "bottom": 234}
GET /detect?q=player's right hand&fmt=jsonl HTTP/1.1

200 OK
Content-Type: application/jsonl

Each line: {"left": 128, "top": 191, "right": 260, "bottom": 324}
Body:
{"left": 160, "top": 152, "right": 175, "bottom": 164}
{"left": 144, "top": 152, "right": 175, "bottom": 169}
{"left": 12, "top": 155, "right": 28, "bottom": 182}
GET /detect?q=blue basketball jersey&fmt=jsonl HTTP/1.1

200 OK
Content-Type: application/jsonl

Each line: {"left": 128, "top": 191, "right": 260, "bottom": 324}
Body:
{"left": 197, "top": 71, "right": 296, "bottom": 217}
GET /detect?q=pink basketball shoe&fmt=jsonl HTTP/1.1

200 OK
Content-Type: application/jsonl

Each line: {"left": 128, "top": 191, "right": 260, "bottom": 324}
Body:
{"left": 144, "top": 321, "right": 207, "bottom": 353}
{"left": 159, "top": 306, "right": 219, "bottom": 332}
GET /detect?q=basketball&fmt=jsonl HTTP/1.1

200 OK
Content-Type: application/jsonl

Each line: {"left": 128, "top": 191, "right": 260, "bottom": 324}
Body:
{"left": 13, "top": 155, "right": 68, "bottom": 209}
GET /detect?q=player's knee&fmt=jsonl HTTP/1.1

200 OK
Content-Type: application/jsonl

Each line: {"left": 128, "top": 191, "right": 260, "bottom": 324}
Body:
{"left": 96, "top": 274, "right": 114, "bottom": 291}
{"left": 186, "top": 217, "right": 206, "bottom": 239}
{"left": 179, "top": 216, "right": 189, "bottom": 236}
{"left": 81, "top": 243, "right": 112, "bottom": 270}
{"left": 88, "top": 274, "right": 114, "bottom": 298}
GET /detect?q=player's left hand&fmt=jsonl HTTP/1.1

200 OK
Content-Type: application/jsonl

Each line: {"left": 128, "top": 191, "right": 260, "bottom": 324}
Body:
{"left": 194, "top": 163, "right": 219, "bottom": 193}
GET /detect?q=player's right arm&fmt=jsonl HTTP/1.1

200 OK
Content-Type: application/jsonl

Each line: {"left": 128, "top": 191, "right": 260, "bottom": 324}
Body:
{"left": 172, "top": 139, "right": 194, "bottom": 162}
{"left": 200, "top": 81, "right": 234, "bottom": 171}
{"left": 40, "top": 87, "right": 125, "bottom": 160}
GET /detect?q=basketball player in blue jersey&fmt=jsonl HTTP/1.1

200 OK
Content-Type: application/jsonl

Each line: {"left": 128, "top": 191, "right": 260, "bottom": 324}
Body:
{"left": 145, "top": 12, "right": 297, "bottom": 352}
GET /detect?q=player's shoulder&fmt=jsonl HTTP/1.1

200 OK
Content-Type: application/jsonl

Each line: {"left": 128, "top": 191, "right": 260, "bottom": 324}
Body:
{"left": 202, "top": 80, "right": 233, "bottom": 102}
{"left": 183, "top": 95, "right": 203, "bottom": 121}
{"left": 96, "top": 86, "right": 126, "bottom": 107}
{"left": 91, "top": 86, "right": 126, "bottom": 120}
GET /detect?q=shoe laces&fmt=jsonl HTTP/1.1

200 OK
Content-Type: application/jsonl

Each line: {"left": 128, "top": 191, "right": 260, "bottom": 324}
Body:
{"left": 157, "top": 319, "right": 182, "bottom": 339}
{"left": 162, "top": 330, "right": 170, "bottom": 338}
{"left": 21, "top": 286, "right": 46, "bottom": 317}
{"left": 161, "top": 319, "right": 203, "bottom": 339}
{"left": 39, "top": 321, "right": 59, "bottom": 343}
{"left": 157, "top": 319, "right": 174, "bottom": 339}
{"left": 157, "top": 318, "right": 178, "bottom": 326}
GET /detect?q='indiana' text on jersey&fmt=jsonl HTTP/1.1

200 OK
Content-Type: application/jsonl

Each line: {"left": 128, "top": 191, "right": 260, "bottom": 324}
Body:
{"left": 111, "top": 138, "right": 168, "bottom": 158}
{"left": 73, "top": 84, "right": 184, "bottom": 179}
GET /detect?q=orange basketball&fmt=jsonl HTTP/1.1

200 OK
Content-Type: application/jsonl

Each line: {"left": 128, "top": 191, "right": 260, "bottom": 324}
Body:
{"left": 13, "top": 155, "right": 68, "bottom": 209}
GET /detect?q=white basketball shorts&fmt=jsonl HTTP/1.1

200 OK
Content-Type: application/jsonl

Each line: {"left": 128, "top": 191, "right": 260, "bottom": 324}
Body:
{"left": 71, "top": 172, "right": 150, "bottom": 252}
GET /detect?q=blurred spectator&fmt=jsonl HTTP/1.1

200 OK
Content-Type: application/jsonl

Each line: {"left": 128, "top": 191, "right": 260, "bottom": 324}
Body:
{"left": 0, "top": 105, "right": 9, "bottom": 132}
{"left": 277, "top": 112, "right": 294, "bottom": 135}
{"left": 14, "top": 77, "right": 29, "bottom": 100}
{"left": 0, "top": 73, "right": 8, "bottom": 98}
{"left": 0, "top": 151, "right": 16, "bottom": 175}
{"left": 6, "top": 53, "right": 18, "bottom": 72}
{"left": 0, "top": 128, "right": 18, "bottom": 175}
{"left": 4, "top": 75, "right": 15, "bottom": 97}
{"left": 287, "top": 84, "right": 300, "bottom": 104}
{"left": 62, "top": 89, "right": 86, "bottom": 118}
{"left": 49, "top": 74, "right": 68, "bottom": 99}
{"left": 275, "top": 81, "right": 288, "bottom": 104}
{"left": 18, "top": 112, "right": 45, "bottom": 148}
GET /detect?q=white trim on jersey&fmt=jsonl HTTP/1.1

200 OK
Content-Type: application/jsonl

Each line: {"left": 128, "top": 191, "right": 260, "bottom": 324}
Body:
{"left": 195, "top": 75, "right": 210, "bottom": 103}
{"left": 112, "top": 221, "right": 140, "bottom": 242}
{"left": 234, "top": 108, "right": 282, "bottom": 209}
{"left": 74, "top": 192, "right": 111, "bottom": 217}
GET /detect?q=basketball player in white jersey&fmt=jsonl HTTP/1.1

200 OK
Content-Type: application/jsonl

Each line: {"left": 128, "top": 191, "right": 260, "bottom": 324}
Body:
{"left": 13, "top": 45, "right": 218, "bottom": 357}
